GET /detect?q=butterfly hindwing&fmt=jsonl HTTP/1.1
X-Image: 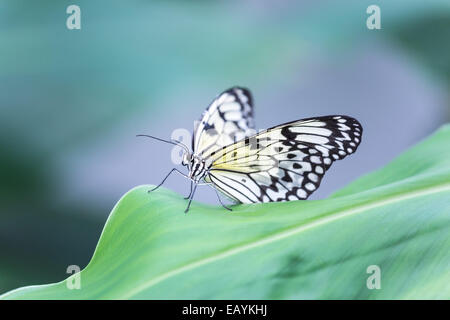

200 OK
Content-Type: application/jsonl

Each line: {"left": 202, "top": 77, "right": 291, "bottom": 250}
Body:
{"left": 192, "top": 87, "right": 255, "bottom": 157}
{"left": 204, "top": 116, "right": 362, "bottom": 203}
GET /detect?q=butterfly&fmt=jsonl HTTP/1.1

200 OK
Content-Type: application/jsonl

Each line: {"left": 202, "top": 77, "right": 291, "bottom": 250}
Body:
{"left": 138, "top": 87, "right": 363, "bottom": 213}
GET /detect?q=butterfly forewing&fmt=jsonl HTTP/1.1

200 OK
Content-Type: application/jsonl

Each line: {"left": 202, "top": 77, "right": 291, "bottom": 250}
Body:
{"left": 204, "top": 116, "right": 362, "bottom": 203}
{"left": 192, "top": 87, "right": 255, "bottom": 157}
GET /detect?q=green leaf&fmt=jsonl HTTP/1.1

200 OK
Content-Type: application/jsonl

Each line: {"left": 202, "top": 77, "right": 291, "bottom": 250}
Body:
{"left": 2, "top": 125, "right": 450, "bottom": 300}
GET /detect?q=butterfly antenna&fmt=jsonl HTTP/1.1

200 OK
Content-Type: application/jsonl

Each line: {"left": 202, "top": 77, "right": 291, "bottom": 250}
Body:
{"left": 136, "top": 134, "right": 189, "bottom": 153}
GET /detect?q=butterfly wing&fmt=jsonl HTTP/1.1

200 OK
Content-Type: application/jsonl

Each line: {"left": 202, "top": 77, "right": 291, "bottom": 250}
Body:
{"left": 192, "top": 87, "right": 255, "bottom": 157}
{"left": 204, "top": 116, "right": 363, "bottom": 203}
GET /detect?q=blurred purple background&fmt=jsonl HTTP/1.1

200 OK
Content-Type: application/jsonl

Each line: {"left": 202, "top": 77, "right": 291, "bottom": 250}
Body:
{"left": 1, "top": 0, "right": 449, "bottom": 293}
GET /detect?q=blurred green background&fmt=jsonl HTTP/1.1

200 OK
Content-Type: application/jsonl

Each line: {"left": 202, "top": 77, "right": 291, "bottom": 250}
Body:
{"left": 0, "top": 0, "right": 449, "bottom": 294}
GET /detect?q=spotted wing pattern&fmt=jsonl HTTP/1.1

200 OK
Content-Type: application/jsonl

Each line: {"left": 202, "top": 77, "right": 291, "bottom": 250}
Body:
{"left": 192, "top": 87, "right": 255, "bottom": 157}
{"left": 204, "top": 116, "right": 363, "bottom": 203}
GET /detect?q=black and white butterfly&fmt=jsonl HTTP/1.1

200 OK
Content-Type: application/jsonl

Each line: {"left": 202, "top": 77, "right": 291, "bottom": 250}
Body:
{"left": 138, "top": 87, "right": 363, "bottom": 213}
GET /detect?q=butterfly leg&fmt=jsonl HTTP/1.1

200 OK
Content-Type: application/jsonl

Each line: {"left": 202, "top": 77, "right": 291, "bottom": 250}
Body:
{"left": 184, "top": 181, "right": 193, "bottom": 199}
{"left": 212, "top": 186, "right": 232, "bottom": 211}
{"left": 184, "top": 183, "right": 198, "bottom": 214}
{"left": 149, "top": 168, "right": 188, "bottom": 193}
{"left": 205, "top": 175, "right": 232, "bottom": 211}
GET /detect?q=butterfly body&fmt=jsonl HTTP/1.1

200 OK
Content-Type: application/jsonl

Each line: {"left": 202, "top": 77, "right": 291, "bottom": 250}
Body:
{"left": 143, "top": 87, "right": 363, "bottom": 212}
{"left": 182, "top": 153, "right": 209, "bottom": 183}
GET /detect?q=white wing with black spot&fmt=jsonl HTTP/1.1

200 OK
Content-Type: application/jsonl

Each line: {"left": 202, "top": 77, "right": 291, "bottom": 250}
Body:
{"left": 192, "top": 87, "right": 255, "bottom": 157}
{"left": 204, "top": 116, "right": 363, "bottom": 203}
